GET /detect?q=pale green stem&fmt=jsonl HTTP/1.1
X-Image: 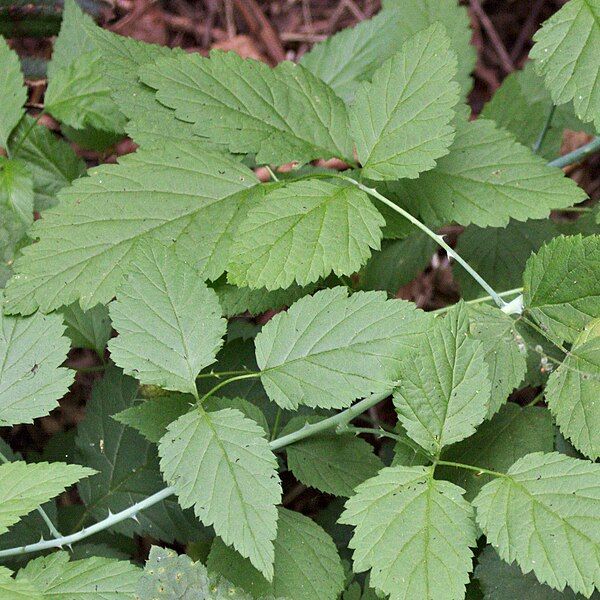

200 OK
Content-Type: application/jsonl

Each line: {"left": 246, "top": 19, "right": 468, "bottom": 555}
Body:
{"left": 197, "top": 373, "right": 260, "bottom": 404}
{"left": 533, "top": 104, "right": 556, "bottom": 154}
{"left": 548, "top": 136, "right": 600, "bottom": 168}
{"left": 431, "top": 287, "right": 523, "bottom": 314}
{"left": 265, "top": 165, "right": 279, "bottom": 182}
{"left": 434, "top": 460, "right": 506, "bottom": 478}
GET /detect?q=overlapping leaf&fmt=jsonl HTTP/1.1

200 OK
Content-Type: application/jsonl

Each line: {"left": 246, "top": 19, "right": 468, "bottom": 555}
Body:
{"left": 0, "top": 307, "right": 73, "bottom": 426}
{"left": 3, "top": 141, "right": 258, "bottom": 315}
{"left": 523, "top": 234, "right": 600, "bottom": 343}
{"left": 227, "top": 180, "right": 384, "bottom": 290}
{"left": 474, "top": 452, "right": 600, "bottom": 596}
{"left": 0, "top": 461, "right": 93, "bottom": 535}
{"left": 393, "top": 304, "right": 491, "bottom": 455}
{"left": 546, "top": 318, "right": 600, "bottom": 459}
{"left": 207, "top": 508, "right": 345, "bottom": 600}
{"left": 108, "top": 242, "right": 226, "bottom": 396}
{"left": 158, "top": 407, "right": 281, "bottom": 580}
{"left": 385, "top": 117, "right": 587, "bottom": 227}
{"left": 0, "top": 36, "right": 26, "bottom": 150}
{"left": 61, "top": 302, "right": 111, "bottom": 358}
{"left": 341, "top": 465, "right": 477, "bottom": 600}
{"left": 255, "top": 287, "right": 433, "bottom": 409}
{"left": 141, "top": 50, "right": 355, "bottom": 164}
{"left": 350, "top": 24, "right": 460, "bottom": 180}
{"left": 530, "top": 0, "right": 600, "bottom": 129}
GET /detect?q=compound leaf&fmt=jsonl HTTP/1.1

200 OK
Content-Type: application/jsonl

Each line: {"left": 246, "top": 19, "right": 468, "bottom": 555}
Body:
{"left": 141, "top": 50, "right": 354, "bottom": 165}
{"left": 387, "top": 117, "right": 587, "bottom": 228}
{"left": 474, "top": 452, "right": 600, "bottom": 596}
{"left": 0, "top": 461, "right": 94, "bottom": 535}
{"left": 341, "top": 465, "right": 477, "bottom": 600}
{"left": 350, "top": 24, "right": 460, "bottom": 180}
{"left": 546, "top": 318, "right": 600, "bottom": 459}
{"left": 523, "top": 234, "right": 600, "bottom": 343}
{"left": 281, "top": 416, "right": 382, "bottom": 497}
{"left": 207, "top": 507, "right": 345, "bottom": 600}
{"left": 108, "top": 242, "right": 226, "bottom": 396}
{"left": 16, "top": 551, "right": 140, "bottom": 599}
{"left": 3, "top": 141, "right": 258, "bottom": 315}
{"left": 227, "top": 180, "right": 383, "bottom": 290}
{"left": 0, "top": 36, "right": 26, "bottom": 151}
{"left": 255, "top": 287, "right": 433, "bottom": 410}
{"left": 393, "top": 304, "right": 491, "bottom": 455}
{"left": 530, "top": 0, "right": 600, "bottom": 129}
{"left": 0, "top": 308, "right": 73, "bottom": 426}
{"left": 158, "top": 407, "right": 281, "bottom": 580}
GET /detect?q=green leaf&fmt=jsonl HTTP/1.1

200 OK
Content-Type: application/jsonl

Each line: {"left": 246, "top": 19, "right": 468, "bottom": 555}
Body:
{"left": 350, "top": 23, "right": 459, "bottom": 180}
{"left": 207, "top": 507, "right": 345, "bottom": 600}
{"left": 530, "top": 0, "right": 600, "bottom": 130}
{"left": 45, "top": 0, "right": 125, "bottom": 133}
{"left": 546, "top": 318, "right": 600, "bottom": 459}
{"left": 281, "top": 416, "right": 382, "bottom": 497}
{"left": 0, "top": 36, "right": 26, "bottom": 150}
{"left": 0, "top": 158, "right": 33, "bottom": 267}
{"left": 455, "top": 219, "right": 558, "bottom": 300}
{"left": 386, "top": 117, "right": 587, "bottom": 227}
{"left": 158, "top": 407, "right": 281, "bottom": 580}
{"left": 108, "top": 241, "right": 226, "bottom": 396}
{"left": 60, "top": 302, "right": 111, "bottom": 358}
{"left": 112, "top": 395, "right": 192, "bottom": 444}
{"left": 3, "top": 141, "right": 258, "bottom": 315}
{"left": 466, "top": 304, "right": 528, "bottom": 416}
{"left": 9, "top": 116, "right": 86, "bottom": 212}
{"left": 393, "top": 304, "right": 491, "bottom": 455}
{"left": 140, "top": 50, "right": 355, "bottom": 164}
{"left": 474, "top": 452, "right": 600, "bottom": 597}
{"left": 301, "top": 0, "right": 475, "bottom": 101}
{"left": 359, "top": 233, "right": 436, "bottom": 295}
{"left": 0, "top": 308, "right": 73, "bottom": 426}
{"left": 227, "top": 180, "right": 383, "bottom": 290}
{"left": 0, "top": 569, "right": 42, "bottom": 600}
{"left": 475, "top": 546, "right": 593, "bottom": 600}
{"left": 76, "top": 367, "right": 209, "bottom": 543}
{"left": 340, "top": 465, "right": 477, "bottom": 600}
{"left": 16, "top": 551, "right": 141, "bottom": 599}
{"left": 255, "top": 286, "right": 433, "bottom": 409}
{"left": 523, "top": 234, "right": 600, "bottom": 343}
{"left": 0, "top": 461, "right": 93, "bottom": 535}
{"left": 437, "top": 404, "right": 555, "bottom": 500}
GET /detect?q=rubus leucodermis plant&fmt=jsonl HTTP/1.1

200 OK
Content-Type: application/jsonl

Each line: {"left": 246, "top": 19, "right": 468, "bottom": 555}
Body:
{"left": 0, "top": 0, "right": 599, "bottom": 598}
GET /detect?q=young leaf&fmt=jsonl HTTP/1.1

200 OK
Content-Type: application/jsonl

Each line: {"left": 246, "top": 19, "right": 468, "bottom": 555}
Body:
{"left": 227, "top": 180, "right": 384, "bottom": 290}
{"left": 158, "top": 407, "right": 282, "bottom": 580}
{"left": 281, "top": 416, "right": 383, "bottom": 497}
{"left": 437, "top": 404, "right": 554, "bottom": 500}
{"left": 60, "top": 302, "right": 111, "bottom": 358}
{"left": 301, "top": 0, "right": 475, "bottom": 101}
{"left": 0, "top": 308, "right": 73, "bottom": 426}
{"left": 475, "top": 546, "right": 587, "bottom": 600}
{"left": 340, "top": 465, "right": 477, "bottom": 600}
{"left": 546, "top": 318, "right": 600, "bottom": 459}
{"left": 455, "top": 219, "right": 558, "bottom": 300}
{"left": 207, "top": 507, "right": 345, "bottom": 600}
{"left": 523, "top": 234, "right": 600, "bottom": 343}
{"left": 466, "top": 304, "right": 528, "bottom": 417}
{"left": 0, "top": 461, "right": 94, "bottom": 534}
{"left": 255, "top": 287, "right": 433, "bottom": 410}
{"left": 474, "top": 452, "right": 600, "bottom": 597}
{"left": 393, "top": 304, "right": 491, "bottom": 455}
{"left": 16, "top": 551, "right": 141, "bottom": 598}
{"left": 141, "top": 50, "right": 355, "bottom": 165}
{"left": 76, "top": 367, "right": 208, "bottom": 543}
{"left": 108, "top": 241, "right": 226, "bottom": 396}
{"left": 0, "top": 36, "right": 26, "bottom": 150}
{"left": 3, "top": 141, "right": 258, "bottom": 315}
{"left": 0, "top": 158, "right": 33, "bottom": 264}
{"left": 530, "top": 0, "right": 600, "bottom": 130}
{"left": 350, "top": 23, "right": 460, "bottom": 180}
{"left": 385, "top": 117, "right": 587, "bottom": 228}
{"left": 9, "top": 116, "right": 86, "bottom": 212}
